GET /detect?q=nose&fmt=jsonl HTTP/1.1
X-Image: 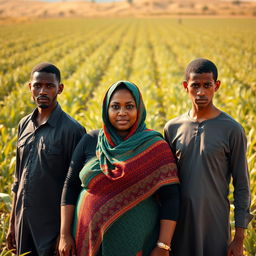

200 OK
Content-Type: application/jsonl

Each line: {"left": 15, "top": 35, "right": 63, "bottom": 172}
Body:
{"left": 196, "top": 87, "right": 205, "bottom": 95}
{"left": 118, "top": 107, "right": 127, "bottom": 115}
{"left": 39, "top": 86, "right": 47, "bottom": 95}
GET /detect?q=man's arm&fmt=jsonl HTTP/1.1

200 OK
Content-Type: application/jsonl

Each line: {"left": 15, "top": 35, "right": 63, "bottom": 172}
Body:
{"left": 228, "top": 127, "right": 253, "bottom": 255}
{"left": 230, "top": 127, "right": 253, "bottom": 227}
{"left": 227, "top": 227, "right": 245, "bottom": 256}
{"left": 6, "top": 193, "right": 17, "bottom": 253}
{"left": 64, "top": 124, "right": 85, "bottom": 162}
{"left": 6, "top": 122, "right": 23, "bottom": 253}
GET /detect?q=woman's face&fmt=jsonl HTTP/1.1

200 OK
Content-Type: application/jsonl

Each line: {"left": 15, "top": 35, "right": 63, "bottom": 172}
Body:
{"left": 108, "top": 88, "right": 138, "bottom": 138}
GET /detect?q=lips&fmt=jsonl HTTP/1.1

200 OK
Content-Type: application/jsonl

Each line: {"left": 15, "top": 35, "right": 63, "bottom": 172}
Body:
{"left": 37, "top": 96, "right": 49, "bottom": 102}
{"left": 116, "top": 120, "right": 129, "bottom": 125}
{"left": 195, "top": 98, "right": 208, "bottom": 104}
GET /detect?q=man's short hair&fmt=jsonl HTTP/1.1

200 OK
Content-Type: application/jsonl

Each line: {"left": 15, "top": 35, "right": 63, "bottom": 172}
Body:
{"left": 185, "top": 58, "right": 218, "bottom": 81}
{"left": 31, "top": 62, "right": 61, "bottom": 83}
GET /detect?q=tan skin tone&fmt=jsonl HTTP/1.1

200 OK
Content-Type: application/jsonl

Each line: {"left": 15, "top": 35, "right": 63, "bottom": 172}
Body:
{"left": 58, "top": 88, "right": 176, "bottom": 256}
{"left": 6, "top": 71, "right": 63, "bottom": 253}
{"left": 184, "top": 72, "right": 245, "bottom": 256}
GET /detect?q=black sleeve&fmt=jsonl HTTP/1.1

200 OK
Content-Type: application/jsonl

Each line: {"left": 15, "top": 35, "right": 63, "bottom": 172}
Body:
{"left": 12, "top": 123, "right": 22, "bottom": 193}
{"left": 158, "top": 184, "right": 180, "bottom": 221}
{"left": 61, "top": 130, "right": 99, "bottom": 205}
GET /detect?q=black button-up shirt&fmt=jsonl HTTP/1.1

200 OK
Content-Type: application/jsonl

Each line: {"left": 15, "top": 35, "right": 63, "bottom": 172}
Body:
{"left": 12, "top": 103, "right": 85, "bottom": 253}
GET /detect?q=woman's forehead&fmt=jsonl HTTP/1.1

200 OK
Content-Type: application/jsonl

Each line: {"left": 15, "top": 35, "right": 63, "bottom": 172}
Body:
{"left": 110, "top": 88, "right": 136, "bottom": 102}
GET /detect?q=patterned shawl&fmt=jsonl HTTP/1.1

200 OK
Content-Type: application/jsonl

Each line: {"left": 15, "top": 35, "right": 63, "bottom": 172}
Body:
{"left": 74, "top": 81, "right": 179, "bottom": 256}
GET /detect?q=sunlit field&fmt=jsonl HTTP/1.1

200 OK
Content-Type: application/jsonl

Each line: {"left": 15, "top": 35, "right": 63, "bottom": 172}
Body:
{"left": 0, "top": 18, "right": 255, "bottom": 255}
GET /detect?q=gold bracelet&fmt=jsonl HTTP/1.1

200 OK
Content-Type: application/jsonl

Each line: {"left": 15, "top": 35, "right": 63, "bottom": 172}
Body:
{"left": 156, "top": 241, "right": 171, "bottom": 251}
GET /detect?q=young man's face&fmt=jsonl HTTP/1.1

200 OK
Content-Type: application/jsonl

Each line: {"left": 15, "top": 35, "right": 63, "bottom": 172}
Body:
{"left": 183, "top": 72, "right": 220, "bottom": 110}
{"left": 29, "top": 72, "right": 63, "bottom": 110}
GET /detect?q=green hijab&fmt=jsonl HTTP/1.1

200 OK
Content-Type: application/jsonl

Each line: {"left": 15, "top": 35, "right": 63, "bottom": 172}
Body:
{"left": 93, "top": 81, "right": 163, "bottom": 180}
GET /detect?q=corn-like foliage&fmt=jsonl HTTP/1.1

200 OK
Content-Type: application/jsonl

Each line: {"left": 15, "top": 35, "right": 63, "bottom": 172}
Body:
{"left": 0, "top": 18, "right": 255, "bottom": 255}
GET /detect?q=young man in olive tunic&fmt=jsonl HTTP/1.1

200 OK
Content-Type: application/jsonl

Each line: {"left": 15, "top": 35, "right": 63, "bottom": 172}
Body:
{"left": 164, "top": 58, "right": 252, "bottom": 256}
{"left": 6, "top": 63, "right": 85, "bottom": 256}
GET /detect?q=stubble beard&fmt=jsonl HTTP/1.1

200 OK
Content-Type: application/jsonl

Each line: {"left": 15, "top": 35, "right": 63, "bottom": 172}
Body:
{"left": 38, "top": 104, "right": 49, "bottom": 109}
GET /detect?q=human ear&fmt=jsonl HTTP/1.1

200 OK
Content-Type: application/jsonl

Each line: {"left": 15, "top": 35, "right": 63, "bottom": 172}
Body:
{"left": 58, "top": 84, "right": 64, "bottom": 94}
{"left": 183, "top": 81, "right": 188, "bottom": 91}
{"left": 214, "top": 80, "right": 221, "bottom": 91}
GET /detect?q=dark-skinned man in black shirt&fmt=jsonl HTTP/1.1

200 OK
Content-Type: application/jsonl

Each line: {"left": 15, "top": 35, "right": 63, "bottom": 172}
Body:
{"left": 6, "top": 63, "right": 85, "bottom": 256}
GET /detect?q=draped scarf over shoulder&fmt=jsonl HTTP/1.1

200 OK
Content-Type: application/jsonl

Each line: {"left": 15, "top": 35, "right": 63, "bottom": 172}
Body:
{"left": 74, "top": 81, "right": 179, "bottom": 256}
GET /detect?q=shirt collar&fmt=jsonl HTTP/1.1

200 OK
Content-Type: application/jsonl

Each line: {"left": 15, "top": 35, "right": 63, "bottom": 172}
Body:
{"left": 31, "top": 103, "right": 62, "bottom": 128}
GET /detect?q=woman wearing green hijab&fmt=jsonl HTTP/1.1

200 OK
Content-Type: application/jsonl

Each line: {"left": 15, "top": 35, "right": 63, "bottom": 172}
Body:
{"left": 59, "top": 81, "right": 180, "bottom": 256}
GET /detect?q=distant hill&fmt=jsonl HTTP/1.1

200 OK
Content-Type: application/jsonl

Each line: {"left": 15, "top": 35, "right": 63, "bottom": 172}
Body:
{"left": 0, "top": 0, "right": 255, "bottom": 19}
{"left": 40, "top": 0, "right": 124, "bottom": 2}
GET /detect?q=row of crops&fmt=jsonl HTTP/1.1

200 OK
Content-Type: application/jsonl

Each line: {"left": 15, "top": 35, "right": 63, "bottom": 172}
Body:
{"left": 0, "top": 18, "right": 255, "bottom": 255}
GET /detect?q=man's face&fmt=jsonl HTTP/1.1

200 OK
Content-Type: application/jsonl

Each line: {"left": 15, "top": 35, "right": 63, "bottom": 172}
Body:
{"left": 183, "top": 72, "right": 220, "bottom": 110}
{"left": 29, "top": 72, "right": 63, "bottom": 109}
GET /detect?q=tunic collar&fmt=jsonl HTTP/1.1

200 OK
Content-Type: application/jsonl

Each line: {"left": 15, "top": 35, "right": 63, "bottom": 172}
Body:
{"left": 186, "top": 110, "right": 224, "bottom": 124}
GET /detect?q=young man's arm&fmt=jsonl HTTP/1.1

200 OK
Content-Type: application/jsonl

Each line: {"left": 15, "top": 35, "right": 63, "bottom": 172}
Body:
{"left": 228, "top": 126, "right": 253, "bottom": 256}
{"left": 227, "top": 227, "right": 245, "bottom": 256}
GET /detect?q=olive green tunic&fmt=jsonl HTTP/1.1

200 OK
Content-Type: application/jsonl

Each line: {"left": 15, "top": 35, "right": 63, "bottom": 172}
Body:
{"left": 164, "top": 111, "right": 252, "bottom": 256}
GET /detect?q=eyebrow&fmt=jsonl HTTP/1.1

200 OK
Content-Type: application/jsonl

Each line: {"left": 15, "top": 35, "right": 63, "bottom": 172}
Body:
{"left": 33, "top": 82, "right": 56, "bottom": 85}
{"left": 190, "top": 81, "right": 212, "bottom": 84}
{"left": 110, "top": 100, "right": 135, "bottom": 104}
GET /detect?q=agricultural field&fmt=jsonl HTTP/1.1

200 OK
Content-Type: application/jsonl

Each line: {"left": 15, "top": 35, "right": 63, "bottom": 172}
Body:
{"left": 0, "top": 18, "right": 255, "bottom": 255}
